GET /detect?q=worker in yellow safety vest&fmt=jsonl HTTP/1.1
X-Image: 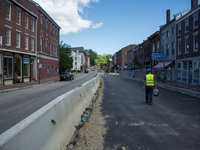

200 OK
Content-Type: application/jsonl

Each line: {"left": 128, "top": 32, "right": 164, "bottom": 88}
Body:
{"left": 143, "top": 68, "right": 157, "bottom": 105}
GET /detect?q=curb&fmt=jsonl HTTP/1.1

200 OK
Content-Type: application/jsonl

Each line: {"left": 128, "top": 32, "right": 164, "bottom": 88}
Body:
{"left": 0, "top": 80, "right": 57, "bottom": 93}
{"left": 121, "top": 75, "right": 200, "bottom": 99}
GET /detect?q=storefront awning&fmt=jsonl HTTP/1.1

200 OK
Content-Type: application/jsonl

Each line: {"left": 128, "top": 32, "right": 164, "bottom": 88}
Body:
{"left": 153, "top": 61, "right": 173, "bottom": 69}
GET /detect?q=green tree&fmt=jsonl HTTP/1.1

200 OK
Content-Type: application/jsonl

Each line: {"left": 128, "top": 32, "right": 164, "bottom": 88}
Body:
{"left": 59, "top": 41, "right": 73, "bottom": 74}
{"left": 85, "top": 49, "right": 98, "bottom": 66}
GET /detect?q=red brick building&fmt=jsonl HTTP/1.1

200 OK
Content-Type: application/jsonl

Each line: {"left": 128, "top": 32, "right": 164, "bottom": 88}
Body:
{"left": 0, "top": 0, "right": 60, "bottom": 86}
{"left": 0, "top": 0, "right": 37, "bottom": 85}
{"left": 175, "top": 0, "right": 200, "bottom": 85}
{"left": 116, "top": 45, "right": 136, "bottom": 69}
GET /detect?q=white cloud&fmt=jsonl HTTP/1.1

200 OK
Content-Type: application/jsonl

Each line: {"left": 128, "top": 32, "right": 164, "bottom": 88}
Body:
{"left": 92, "top": 22, "right": 103, "bottom": 29}
{"left": 34, "top": 0, "right": 101, "bottom": 34}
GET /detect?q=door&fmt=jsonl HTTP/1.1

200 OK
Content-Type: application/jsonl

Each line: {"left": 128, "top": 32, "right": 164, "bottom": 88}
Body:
{"left": 51, "top": 65, "right": 54, "bottom": 77}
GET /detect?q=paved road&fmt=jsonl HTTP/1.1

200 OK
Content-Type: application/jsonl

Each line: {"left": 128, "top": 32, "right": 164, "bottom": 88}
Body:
{"left": 0, "top": 72, "right": 96, "bottom": 134}
{"left": 102, "top": 75, "right": 200, "bottom": 150}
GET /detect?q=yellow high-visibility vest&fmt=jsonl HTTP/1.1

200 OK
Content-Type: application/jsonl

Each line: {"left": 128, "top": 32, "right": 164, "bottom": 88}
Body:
{"left": 146, "top": 74, "right": 155, "bottom": 86}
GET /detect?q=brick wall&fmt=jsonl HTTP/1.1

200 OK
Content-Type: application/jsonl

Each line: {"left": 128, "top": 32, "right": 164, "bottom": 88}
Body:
{"left": 37, "top": 57, "right": 59, "bottom": 80}
{"left": 0, "top": 0, "right": 37, "bottom": 55}
{"left": 176, "top": 9, "right": 200, "bottom": 59}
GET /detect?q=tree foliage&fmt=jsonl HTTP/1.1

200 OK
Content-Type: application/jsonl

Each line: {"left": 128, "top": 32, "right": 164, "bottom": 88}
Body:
{"left": 85, "top": 49, "right": 98, "bottom": 66}
{"left": 59, "top": 41, "right": 73, "bottom": 74}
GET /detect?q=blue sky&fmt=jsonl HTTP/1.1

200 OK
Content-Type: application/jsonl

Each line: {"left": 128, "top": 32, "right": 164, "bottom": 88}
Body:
{"left": 36, "top": 0, "right": 199, "bottom": 55}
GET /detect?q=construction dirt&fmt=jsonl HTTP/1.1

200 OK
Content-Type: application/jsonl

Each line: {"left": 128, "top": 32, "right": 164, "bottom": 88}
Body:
{"left": 72, "top": 78, "right": 106, "bottom": 150}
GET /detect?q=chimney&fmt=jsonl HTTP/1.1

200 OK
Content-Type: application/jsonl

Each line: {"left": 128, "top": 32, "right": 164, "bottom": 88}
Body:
{"left": 166, "top": 9, "right": 170, "bottom": 24}
{"left": 191, "top": 0, "right": 198, "bottom": 9}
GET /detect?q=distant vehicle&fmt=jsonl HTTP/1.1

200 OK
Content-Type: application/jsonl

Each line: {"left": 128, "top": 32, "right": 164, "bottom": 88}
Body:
{"left": 84, "top": 69, "right": 90, "bottom": 73}
{"left": 60, "top": 72, "right": 74, "bottom": 81}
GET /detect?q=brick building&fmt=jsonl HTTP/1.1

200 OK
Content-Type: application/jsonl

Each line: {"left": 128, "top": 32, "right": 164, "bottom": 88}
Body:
{"left": 116, "top": 45, "right": 136, "bottom": 69}
{"left": 0, "top": 0, "right": 60, "bottom": 86}
{"left": 0, "top": 0, "right": 37, "bottom": 85}
{"left": 175, "top": 0, "right": 200, "bottom": 85}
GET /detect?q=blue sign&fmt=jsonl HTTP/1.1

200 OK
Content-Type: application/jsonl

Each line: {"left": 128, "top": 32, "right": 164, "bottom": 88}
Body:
{"left": 152, "top": 53, "right": 164, "bottom": 60}
{"left": 24, "top": 59, "right": 29, "bottom": 64}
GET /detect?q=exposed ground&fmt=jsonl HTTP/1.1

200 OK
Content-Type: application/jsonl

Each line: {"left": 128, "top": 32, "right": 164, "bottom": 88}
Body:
{"left": 72, "top": 78, "right": 106, "bottom": 150}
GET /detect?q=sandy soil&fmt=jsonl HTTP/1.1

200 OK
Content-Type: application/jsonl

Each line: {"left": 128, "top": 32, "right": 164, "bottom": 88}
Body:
{"left": 73, "top": 78, "right": 106, "bottom": 150}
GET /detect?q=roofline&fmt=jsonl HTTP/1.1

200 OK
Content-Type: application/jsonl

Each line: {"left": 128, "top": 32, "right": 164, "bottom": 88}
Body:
{"left": 11, "top": 0, "right": 37, "bottom": 18}
{"left": 160, "top": 19, "right": 175, "bottom": 30}
{"left": 176, "top": 5, "right": 200, "bottom": 24}
{"left": 28, "top": 0, "right": 61, "bottom": 29}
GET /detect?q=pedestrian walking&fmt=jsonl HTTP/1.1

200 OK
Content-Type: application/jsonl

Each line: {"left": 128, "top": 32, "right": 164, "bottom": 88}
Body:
{"left": 143, "top": 68, "right": 157, "bottom": 105}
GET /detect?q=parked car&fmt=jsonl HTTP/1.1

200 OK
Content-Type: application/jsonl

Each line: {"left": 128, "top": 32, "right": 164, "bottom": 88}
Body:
{"left": 84, "top": 69, "right": 90, "bottom": 73}
{"left": 60, "top": 72, "right": 74, "bottom": 81}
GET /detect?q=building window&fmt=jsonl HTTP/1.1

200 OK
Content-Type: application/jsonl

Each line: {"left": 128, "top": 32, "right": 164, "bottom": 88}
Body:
{"left": 171, "top": 42, "right": 175, "bottom": 55}
{"left": 16, "top": 31, "right": 21, "bottom": 48}
{"left": 194, "top": 61, "right": 199, "bottom": 79}
{"left": 4, "top": 56, "right": 13, "bottom": 78}
{"left": 25, "top": 14, "right": 29, "bottom": 29}
{"left": 50, "top": 24, "right": 52, "bottom": 36}
{"left": 185, "top": 19, "right": 189, "bottom": 32}
{"left": 166, "top": 30, "right": 169, "bottom": 38}
{"left": 53, "top": 44, "right": 55, "bottom": 56}
{"left": 31, "top": 37, "right": 35, "bottom": 51}
{"left": 25, "top": 35, "right": 29, "bottom": 50}
{"left": 194, "top": 14, "right": 199, "bottom": 28}
{"left": 23, "top": 58, "right": 30, "bottom": 77}
{"left": 56, "top": 29, "right": 58, "bottom": 40}
{"left": 31, "top": 17, "right": 35, "bottom": 32}
{"left": 50, "top": 42, "right": 52, "bottom": 55}
{"left": 193, "top": 34, "right": 198, "bottom": 52}
{"left": 157, "top": 41, "right": 159, "bottom": 51}
{"left": 46, "top": 20, "right": 48, "bottom": 35}
{"left": 46, "top": 40, "right": 48, "bottom": 53}
{"left": 152, "top": 43, "right": 155, "bottom": 53}
{"left": 166, "top": 44, "right": 169, "bottom": 56}
{"left": 185, "top": 37, "right": 189, "bottom": 54}
{"left": 178, "top": 23, "right": 181, "bottom": 36}
{"left": 171, "top": 26, "right": 175, "bottom": 35}
{"left": 183, "top": 62, "right": 187, "bottom": 78}
{"left": 16, "top": 8, "right": 21, "bottom": 25}
{"left": 40, "top": 37, "right": 43, "bottom": 52}
{"left": 53, "top": 27, "right": 55, "bottom": 38}
{"left": 178, "top": 39, "right": 181, "bottom": 55}
{"left": 162, "top": 33, "right": 164, "bottom": 40}
{"left": 47, "top": 66, "right": 50, "bottom": 74}
{"left": 6, "top": 2, "right": 11, "bottom": 21}
{"left": 41, "top": 15, "right": 43, "bottom": 32}
{"left": 5, "top": 28, "right": 11, "bottom": 46}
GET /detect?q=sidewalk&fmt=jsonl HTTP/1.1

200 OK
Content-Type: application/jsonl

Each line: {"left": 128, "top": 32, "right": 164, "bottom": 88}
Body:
{"left": 121, "top": 74, "right": 200, "bottom": 99}
{"left": 0, "top": 76, "right": 59, "bottom": 93}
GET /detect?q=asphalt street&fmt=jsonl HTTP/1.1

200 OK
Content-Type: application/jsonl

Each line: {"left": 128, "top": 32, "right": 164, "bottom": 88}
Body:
{"left": 0, "top": 71, "right": 96, "bottom": 134}
{"left": 102, "top": 75, "right": 200, "bottom": 150}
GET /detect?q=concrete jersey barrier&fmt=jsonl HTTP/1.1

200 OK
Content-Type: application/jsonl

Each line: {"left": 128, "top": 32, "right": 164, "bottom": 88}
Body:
{"left": 0, "top": 75, "right": 100, "bottom": 150}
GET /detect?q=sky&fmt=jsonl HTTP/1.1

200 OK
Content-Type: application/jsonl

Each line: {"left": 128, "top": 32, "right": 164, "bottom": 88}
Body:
{"left": 34, "top": 0, "right": 199, "bottom": 55}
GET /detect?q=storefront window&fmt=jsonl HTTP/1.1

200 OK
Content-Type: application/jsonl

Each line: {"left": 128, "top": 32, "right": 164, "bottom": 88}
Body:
{"left": 183, "top": 62, "right": 187, "bottom": 77}
{"left": 4, "top": 57, "right": 13, "bottom": 78}
{"left": 177, "top": 63, "right": 181, "bottom": 78}
{"left": 23, "top": 58, "right": 30, "bottom": 77}
{"left": 194, "top": 61, "right": 199, "bottom": 79}
{"left": 15, "top": 56, "right": 21, "bottom": 76}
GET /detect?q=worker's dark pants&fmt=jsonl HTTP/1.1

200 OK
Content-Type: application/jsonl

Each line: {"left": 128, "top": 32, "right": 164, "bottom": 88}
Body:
{"left": 146, "top": 86, "right": 153, "bottom": 103}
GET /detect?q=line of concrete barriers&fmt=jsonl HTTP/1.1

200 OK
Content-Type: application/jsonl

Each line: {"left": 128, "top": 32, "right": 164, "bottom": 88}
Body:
{"left": 0, "top": 75, "right": 100, "bottom": 150}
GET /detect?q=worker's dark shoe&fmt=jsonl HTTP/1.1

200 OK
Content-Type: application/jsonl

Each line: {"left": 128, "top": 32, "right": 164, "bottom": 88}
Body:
{"left": 148, "top": 103, "right": 152, "bottom": 105}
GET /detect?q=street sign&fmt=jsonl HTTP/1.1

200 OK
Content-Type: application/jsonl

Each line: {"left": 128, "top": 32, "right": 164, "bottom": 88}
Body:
{"left": 0, "top": 36, "right": 2, "bottom": 46}
{"left": 152, "top": 53, "right": 164, "bottom": 60}
{"left": 39, "top": 64, "right": 42, "bottom": 69}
